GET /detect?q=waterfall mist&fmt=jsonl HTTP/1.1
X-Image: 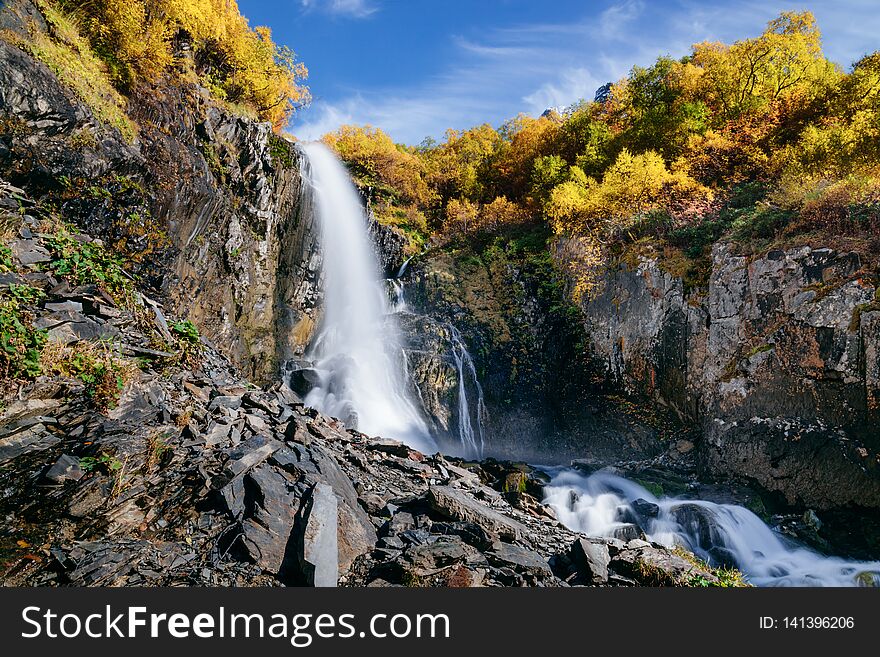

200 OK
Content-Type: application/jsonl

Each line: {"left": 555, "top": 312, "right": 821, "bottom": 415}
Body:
{"left": 297, "top": 143, "right": 436, "bottom": 454}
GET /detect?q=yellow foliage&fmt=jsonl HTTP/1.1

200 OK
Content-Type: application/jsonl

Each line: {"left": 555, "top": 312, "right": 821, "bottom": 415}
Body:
{"left": 494, "top": 113, "right": 561, "bottom": 199}
{"left": 421, "top": 124, "right": 502, "bottom": 202}
{"left": 546, "top": 149, "right": 712, "bottom": 235}
{"left": 323, "top": 125, "right": 430, "bottom": 206}
{"left": 480, "top": 196, "right": 528, "bottom": 231}
{"left": 444, "top": 198, "right": 480, "bottom": 234}
{"left": 553, "top": 234, "right": 604, "bottom": 303}
{"left": 55, "top": 0, "right": 308, "bottom": 128}
{"left": 690, "top": 11, "right": 839, "bottom": 121}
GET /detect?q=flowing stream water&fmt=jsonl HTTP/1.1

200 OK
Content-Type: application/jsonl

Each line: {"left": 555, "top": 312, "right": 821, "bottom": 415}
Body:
{"left": 296, "top": 143, "right": 878, "bottom": 587}
{"left": 543, "top": 468, "right": 880, "bottom": 587}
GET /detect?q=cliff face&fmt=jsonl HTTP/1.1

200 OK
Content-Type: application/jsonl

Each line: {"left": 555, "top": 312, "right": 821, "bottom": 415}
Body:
{"left": 400, "top": 238, "right": 670, "bottom": 463}
{"left": 0, "top": 5, "right": 324, "bottom": 383}
{"left": 578, "top": 243, "right": 880, "bottom": 509}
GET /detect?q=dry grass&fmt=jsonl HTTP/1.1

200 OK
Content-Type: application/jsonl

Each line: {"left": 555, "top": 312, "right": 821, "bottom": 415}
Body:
{"left": 8, "top": 2, "right": 136, "bottom": 141}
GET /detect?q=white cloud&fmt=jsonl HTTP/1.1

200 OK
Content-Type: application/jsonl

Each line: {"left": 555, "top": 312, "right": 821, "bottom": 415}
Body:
{"left": 598, "top": 0, "right": 645, "bottom": 40}
{"left": 523, "top": 67, "right": 600, "bottom": 114}
{"left": 291, "top": 0, "right": 880, "bottom": 143}
{"left": 300, "top": 0, "right": 378, "bottom": 19}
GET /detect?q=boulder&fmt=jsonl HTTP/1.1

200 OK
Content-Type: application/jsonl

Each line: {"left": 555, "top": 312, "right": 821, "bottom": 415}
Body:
{"left": 569, "top": 538, "right": 610, "bottom": 584}
{"left": 427, "top": 485, "right": 526, "bottom": 541}
{"left": 632, "top": 498, "right": 660, "bottom": 519}
{"left": 288, "top": 367, "right": 322, "bottom": 397}
{"left": 239, "top": 465, "right": 303, "bottom": 575}
{"left": 487, "top": 543, "right": 552, "bottom": 578}
{"left": 300, "top": 482, "right": 339, "bottom": 587}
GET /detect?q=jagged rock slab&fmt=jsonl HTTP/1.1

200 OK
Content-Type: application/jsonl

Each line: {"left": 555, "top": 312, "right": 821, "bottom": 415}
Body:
{"left": 428, "top": 485, "right": 526, "bottom": 541}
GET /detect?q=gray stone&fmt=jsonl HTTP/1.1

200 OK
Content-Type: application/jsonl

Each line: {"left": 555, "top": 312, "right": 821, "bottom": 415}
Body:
{"left": 301, "top": 482, "right": 339, "bottom": 587}
{"left": 570, "top": 538, "right": 610, "bottom": 584}
{"left": 240, "top": 465, "right": 302, "bottom": 574}
{"left": 404, "top": 539, "right": 469, "bottom": 570}
{"left": 428, "top": 485, "right": 526, "bottom": 542}
{"left": 45, "top": 300, "right": 83, "bottom": 313}
{"left": 45, "top": 454, "right": 83, "bottom": 483}
{"left": 223, "top": 436, "right": 281, "bottom": 479}
{"left": 487, "top": 543, "right": 552, "bottom": 577}
{"left": 209, "top": 395, "right": 242, "bottom": 411}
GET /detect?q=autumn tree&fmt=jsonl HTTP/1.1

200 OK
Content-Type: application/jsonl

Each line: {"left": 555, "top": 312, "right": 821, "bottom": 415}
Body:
{"left": 322, "top": 125, "right": 430, "bottom": 207}
{"left": 689, "top": 11, "right": 838, "bottom": 123}
{"left": 56, "top": 0, "right": 309, "bottom": 128}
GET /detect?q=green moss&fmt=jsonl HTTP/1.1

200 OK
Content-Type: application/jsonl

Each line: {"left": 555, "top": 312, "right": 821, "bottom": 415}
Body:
{"left": 0, "top": 244, "right": 13, "bottom": 272}
{"left": 745, "top": 495, "right": 769, "bottom": 521}
{"left": 673, "top": 548, "right": 751, "bottom": 587}
{"left": 850, "top": 301, "right": 880, "bottom": 332}
{"left": 268, "top": 134, "right": 295, "bottom": 169}
{"left": 633, "top": 478, "right": 664, "bottom": 498}
{"left": 747, "top": 343, "right": 774, "bottom": 357}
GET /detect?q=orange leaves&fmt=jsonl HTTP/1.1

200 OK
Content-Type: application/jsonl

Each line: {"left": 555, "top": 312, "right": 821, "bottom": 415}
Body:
{"left": 56, "top": 0, "right": 309, "bottom": 129}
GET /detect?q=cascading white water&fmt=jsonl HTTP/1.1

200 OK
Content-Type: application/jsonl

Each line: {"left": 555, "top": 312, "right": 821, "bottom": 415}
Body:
{"left": 543, "top": 468, "right": 880, "bottom": 587}
{"left": 298, "top": 143, "right": 436, "bottom": 454}
{"left": 384, "top": 266, "right": 488, "bottom": 459}
{"left": 447, "top": 324, "right": 487, "bottom": 459}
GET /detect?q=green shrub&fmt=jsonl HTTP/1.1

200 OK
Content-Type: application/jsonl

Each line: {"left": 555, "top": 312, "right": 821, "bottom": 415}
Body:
{"left": 172, "top": 319, "right": 200, "bottom": 344}
{"left": 44, "top": 230, "right": 135, "bottom": 305}
{"left": 0, "top": 285, "right": 48, "bottom": 378}
{"left": 42, "top": 341, "right": 131, "bottom": 412}
{"left": 0, "top": 244, "right": 13, "bottom": 273}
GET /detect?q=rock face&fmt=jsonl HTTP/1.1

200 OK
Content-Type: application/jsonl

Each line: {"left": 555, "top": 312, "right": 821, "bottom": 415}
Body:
{"left": 0, "top": 21, "right": 317, "bottom": 382}
{"left": 401, "top": 245, "right": 670, "bottom": 463}
{"left": 0, "top": 198, "right": 721, "bottom": 588}
{"left": 578, "top": 243, "right": 880, "bottom": 509}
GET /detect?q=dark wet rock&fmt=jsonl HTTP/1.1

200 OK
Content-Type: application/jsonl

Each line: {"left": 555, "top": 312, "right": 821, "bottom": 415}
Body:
{"left": 288, "top": 367, "right": 321, "bottom": 397}
{"left": 632, "top": 498, "right": 660, "bottom": 519}
{"left": 610, "top": 524, "right": 645, "bottom": 542}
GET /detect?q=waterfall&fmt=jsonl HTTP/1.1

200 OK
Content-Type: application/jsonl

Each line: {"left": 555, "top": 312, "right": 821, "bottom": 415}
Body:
{"left": 543, "top": 469, "right": 880, "bottom": 587}
{"left": 296, "top": 143, "right": 436, "bottom": 454}
{"left": 447, "top": 324, "right": 487, "bottom": 460}
{"left": 385, "top": 269, "right": 488, "bottom": 459}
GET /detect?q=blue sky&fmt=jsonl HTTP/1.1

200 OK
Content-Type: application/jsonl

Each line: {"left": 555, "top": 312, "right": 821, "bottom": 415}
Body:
{"left": 238, "top": 0, "right": 880, "bottom": 144}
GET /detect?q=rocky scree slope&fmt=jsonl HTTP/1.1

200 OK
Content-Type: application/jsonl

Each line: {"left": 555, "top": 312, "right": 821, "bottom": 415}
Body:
{"left": 0, "top": 187, "right": 727, "bottom": 587}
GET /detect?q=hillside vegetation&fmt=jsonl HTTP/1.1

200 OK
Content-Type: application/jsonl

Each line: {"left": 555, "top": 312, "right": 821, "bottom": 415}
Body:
{"left": 323, "top": 12, "right": 880, "bottom": 297}
{"left": 3, "top": 0, "right": 309, "bottom": 132}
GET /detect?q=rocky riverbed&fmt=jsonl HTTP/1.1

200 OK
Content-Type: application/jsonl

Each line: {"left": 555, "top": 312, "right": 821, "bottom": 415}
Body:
{"left": 0, "top": 182, "right": 734, "bottom": 588}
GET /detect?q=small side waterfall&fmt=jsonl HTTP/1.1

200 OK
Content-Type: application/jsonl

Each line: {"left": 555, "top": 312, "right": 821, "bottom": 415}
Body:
{"left": 296, "top": 143, "right": 436, "bottom": 454}
{"left": 544, "top": 469, "right": 880, "bottom": 587}
{"left": 447, "top": 324, "right": 488, "bottom": 459}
